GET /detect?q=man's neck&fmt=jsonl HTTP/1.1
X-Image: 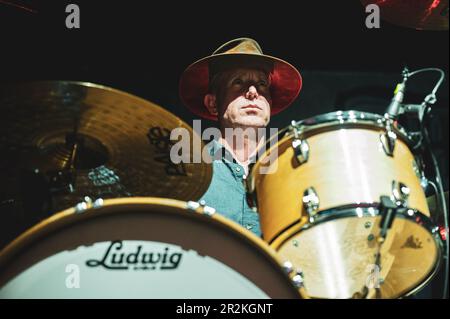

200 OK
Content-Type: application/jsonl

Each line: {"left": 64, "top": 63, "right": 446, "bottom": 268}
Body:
{"left": 219, "top": 127, "right": 264, "bottom": 174}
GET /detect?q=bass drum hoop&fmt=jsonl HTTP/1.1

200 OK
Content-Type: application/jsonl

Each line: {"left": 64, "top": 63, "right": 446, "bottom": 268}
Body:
{"left": 0, "top": 197, "right": 303, "bottom": 299}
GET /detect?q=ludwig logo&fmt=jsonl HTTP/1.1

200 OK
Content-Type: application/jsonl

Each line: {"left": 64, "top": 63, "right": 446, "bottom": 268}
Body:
{"left": 86, "top": 240, "right": 183, "bottom": 270}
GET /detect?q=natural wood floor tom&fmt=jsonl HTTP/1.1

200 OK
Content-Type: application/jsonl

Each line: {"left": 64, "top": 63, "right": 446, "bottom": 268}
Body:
{"left": 248, "top": 111, "right": 443, "bottom": 299}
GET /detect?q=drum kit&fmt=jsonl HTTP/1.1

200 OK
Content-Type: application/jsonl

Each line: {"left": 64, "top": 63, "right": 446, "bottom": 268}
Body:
{"left": 0, "top": 69, "right": 448, "bottom": 299}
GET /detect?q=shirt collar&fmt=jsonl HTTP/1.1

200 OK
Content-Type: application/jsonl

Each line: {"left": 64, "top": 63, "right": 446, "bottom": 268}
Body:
{"left": 207, "top": 139, "right": 258, "bottom": 167}
{"left": 208, "top": 139, "right": 234, "bottom": 163}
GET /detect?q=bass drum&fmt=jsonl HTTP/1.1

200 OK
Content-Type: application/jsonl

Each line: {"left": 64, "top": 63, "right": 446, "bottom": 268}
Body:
{"left": 0, "top": 197, "right": 305, "bottom": 299}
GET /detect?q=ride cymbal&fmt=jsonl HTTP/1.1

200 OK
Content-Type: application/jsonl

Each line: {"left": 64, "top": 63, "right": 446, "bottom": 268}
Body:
{"left": 0, "top": 81, "right": 212, "bottom": 215}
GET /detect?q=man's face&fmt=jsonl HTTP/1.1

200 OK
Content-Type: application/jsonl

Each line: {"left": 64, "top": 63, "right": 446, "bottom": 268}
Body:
{"left": 211, "top": 68, "right": 272, "bottom": 128}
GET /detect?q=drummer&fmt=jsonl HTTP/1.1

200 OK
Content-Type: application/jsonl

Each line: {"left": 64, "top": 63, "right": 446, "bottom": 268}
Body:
{"left": 179, "top": 38, "right": 302, "bottom": 237}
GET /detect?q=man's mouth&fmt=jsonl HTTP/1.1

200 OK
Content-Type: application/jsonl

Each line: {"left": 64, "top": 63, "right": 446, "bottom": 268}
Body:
{"left": 242, "top": 105, "right": 261, "bottom": 110}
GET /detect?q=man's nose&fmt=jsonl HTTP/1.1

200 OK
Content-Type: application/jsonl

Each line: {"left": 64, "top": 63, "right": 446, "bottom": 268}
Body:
{"left": 245, "top": 86, "right": 259, "bottom": 100}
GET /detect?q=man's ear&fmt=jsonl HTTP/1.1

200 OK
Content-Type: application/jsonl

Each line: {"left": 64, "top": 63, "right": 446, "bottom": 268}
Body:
{"left": 204, "top": 94, "right": 218, "bottom": 116}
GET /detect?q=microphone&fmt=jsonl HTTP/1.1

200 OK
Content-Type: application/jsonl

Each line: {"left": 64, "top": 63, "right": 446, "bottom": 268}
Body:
{"left": 385, "top": 79, "right": 407, "bottom": 119}
{"left": 385, "top": 67, "right": 410, "bottom": 119}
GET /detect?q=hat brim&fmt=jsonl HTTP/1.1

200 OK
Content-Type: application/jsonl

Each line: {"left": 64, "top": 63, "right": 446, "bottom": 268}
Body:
{"left": 179, "top": 53, "right": 302, "bottom": 121}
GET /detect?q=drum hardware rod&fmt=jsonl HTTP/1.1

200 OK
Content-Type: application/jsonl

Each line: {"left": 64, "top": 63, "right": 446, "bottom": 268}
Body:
{"left": 302, "top": 187, "right": 320, "bottom": 222}
{"left": 290, "top": 121, "right": 309, "bottom": 165}
{"left": 370, "top": 195, "right": 403, "bottom": 298}
{"left": 49, "top": 112, "right": 83, "bottom": 194}
{"left": 292, "top": 138, "right": 310, "bottom": 165}
{"left": 45, "top": 131, "right": 84, "bottom": 198}
{"left": 379, "top": 120, "right": 397, "bottom": 157}
{"left": 379, "top": 195, "right": 401, "bottom": 240}
{"left": 391, "top": 181, "right": 410, "bottom": 207}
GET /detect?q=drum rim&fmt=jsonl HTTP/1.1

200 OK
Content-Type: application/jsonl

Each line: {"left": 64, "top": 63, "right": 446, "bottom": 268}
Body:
{"left": 297, "top": 110, "right": 401, "bottom": 127}
{"left": 247, "top": 110, "right": 412, "bottom": 192}
{"left": 290, "top": 110, "right": 410, "bottom": 145}
{"left": 271, "top": 204, "right": 443, "bottom": 299}
{"left": 0, "top": 197, "right": 302, "bottom": 298}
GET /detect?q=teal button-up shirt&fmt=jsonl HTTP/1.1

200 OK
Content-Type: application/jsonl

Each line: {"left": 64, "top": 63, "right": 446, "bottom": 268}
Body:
{"left": 200, "top": 140, "right": 262, "bottom": 237}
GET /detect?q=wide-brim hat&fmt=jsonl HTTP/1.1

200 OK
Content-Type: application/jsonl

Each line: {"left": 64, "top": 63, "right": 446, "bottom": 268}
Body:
{"left": 179, "top": 38, "right": 302, "bottom": 121}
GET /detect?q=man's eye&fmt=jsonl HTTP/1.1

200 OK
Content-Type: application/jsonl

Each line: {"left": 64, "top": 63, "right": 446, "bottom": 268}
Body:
{"left": 232, "top": 79, "right": 243, "bottom": 85}
{"left": 258, "top": 81, "right": 268, "bottom": 87}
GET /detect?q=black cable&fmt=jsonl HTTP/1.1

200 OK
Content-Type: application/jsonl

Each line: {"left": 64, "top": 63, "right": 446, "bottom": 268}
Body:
{"left": 421, "top": 104, "right": 449, "bottom": 299}
{"left": 397, "top": 67, "right": 448, "bottom": 298}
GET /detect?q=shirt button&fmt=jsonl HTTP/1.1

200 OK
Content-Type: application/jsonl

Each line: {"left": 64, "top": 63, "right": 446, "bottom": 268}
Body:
{"left": 236, "top": 167, "right": 241, "bottom": 172}
{"left": 246, "top": 224, "right": 253, "bottom": 230}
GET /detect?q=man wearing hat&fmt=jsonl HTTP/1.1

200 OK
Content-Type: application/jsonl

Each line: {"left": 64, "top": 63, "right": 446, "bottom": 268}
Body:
{"left": 179, "top": 38, "right": 302, "bottom": 237}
